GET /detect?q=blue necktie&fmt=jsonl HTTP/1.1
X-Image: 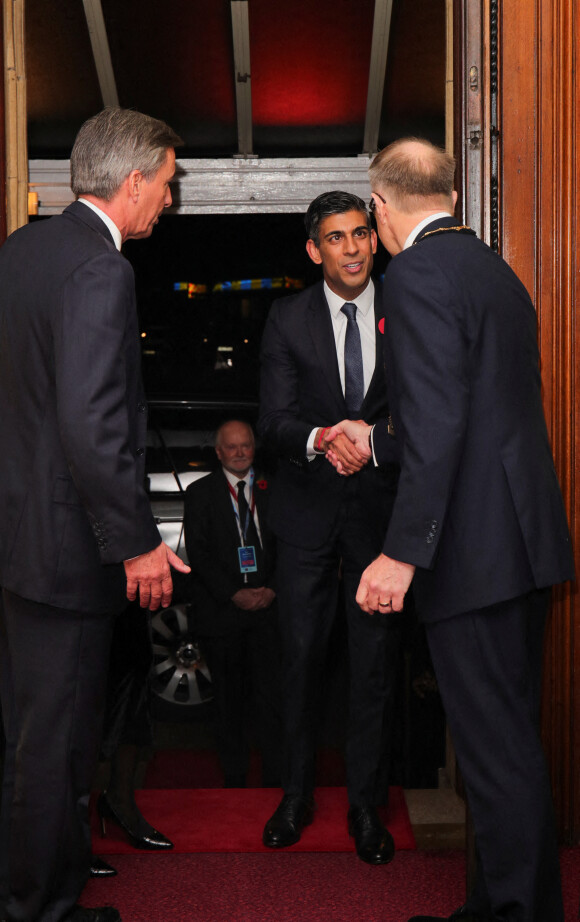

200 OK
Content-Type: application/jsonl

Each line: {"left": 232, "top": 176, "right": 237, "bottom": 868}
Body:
{"left": 341, "top": 302, "right": 364, "bottom": 418}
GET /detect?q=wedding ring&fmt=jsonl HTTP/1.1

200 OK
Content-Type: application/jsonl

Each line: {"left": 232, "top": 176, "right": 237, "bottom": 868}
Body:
{"left": 378, "top": 600, "right": 390, "bottom": 607}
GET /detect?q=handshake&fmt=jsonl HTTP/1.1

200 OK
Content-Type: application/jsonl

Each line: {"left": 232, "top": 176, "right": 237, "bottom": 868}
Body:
{"left": 317, "top": 419, "right": 373, "bottom": 476}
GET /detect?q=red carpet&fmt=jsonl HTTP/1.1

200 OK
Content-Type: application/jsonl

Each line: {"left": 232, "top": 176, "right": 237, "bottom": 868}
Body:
{"left": 80, "top": 848, "right": 580, "bottom": 921}
{"left": 91, "top": 786, "right": 415, "bottom": 854}
{"left": 143, "top": 746, "right": 349, "bottom": 789}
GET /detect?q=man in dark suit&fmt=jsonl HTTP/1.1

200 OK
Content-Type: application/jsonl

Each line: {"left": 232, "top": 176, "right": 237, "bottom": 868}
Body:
{"left": 258, "top": 191, "right": 402, "bottom": 864}
{"left": 328, "top": 139, "right": 575, "bottom": 921}
{"left": 0, "top": 107, "right": 189, "bottom": 922}
{"left": 183, "top": 420, "right": 281, "bottom": 788}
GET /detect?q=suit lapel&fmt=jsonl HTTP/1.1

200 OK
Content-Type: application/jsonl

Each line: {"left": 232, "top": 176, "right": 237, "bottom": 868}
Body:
{"left": 252, "top": 475, "right": 270, "bottom": 557}
{"left": 253, "top": 476, "right": 268, "bottom": 520}
{"left": 214, "top": 469, "right": 242, "bottom": 547}
{"left": 63, "top": 200, "right": 118, "bottom": 250}
{"left": 306, "top": 282, "right": 347, "bottom": 417}
{"left": 361, "top": 281, "right": 385, "bottom": 415}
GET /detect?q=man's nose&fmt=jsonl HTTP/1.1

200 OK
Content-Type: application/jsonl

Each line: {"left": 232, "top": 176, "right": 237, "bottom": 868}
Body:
{"left": 164, "top": 189, "right": 172, "bottom": 207}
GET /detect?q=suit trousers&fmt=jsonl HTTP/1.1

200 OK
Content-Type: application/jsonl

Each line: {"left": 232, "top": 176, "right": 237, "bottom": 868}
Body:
{"left": 201, "top": 606, "right": 282, "bottom": 786}
{"left": 100, "top": 600, "right": 153, "bottom": 759}
{"left": 276, "top": 481, "right": 403, "bottom": 805}
{"left": 0, "top": 589, "right": 116, "bottom": 922}
{"left": 425, "top": 589, "right": 563, "bottom": 922}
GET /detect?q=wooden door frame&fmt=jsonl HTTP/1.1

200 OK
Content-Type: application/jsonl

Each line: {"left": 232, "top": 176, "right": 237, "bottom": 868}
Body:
{"left": 0, "top": 0, "right": 6, "bottom": 246}
{"left": 455, "top": 0, "right": 579, "bottom": 844}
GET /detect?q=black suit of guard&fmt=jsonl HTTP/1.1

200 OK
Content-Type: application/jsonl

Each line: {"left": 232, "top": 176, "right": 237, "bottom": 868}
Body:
{"left": 184, "top": 462, "right": 281, "bottom": 786}
{"left": 258, "top": 278, "right": 401, "bottom": 808}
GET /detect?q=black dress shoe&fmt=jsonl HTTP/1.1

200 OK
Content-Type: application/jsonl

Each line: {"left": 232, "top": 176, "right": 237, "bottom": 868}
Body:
{"left": 64, "top": 906, "right": 121, "bottom": 922}
{"left": 347, "top": 805, "right": 394, "bottom": 865}
{"left": 90, "top": 856, "right": 117, "bottom": 877}
{"left": 97, "top": 791, "right": 174, "bottom": 850}
{"left": 262, "top": 794, "right": 315, "bottom": 848}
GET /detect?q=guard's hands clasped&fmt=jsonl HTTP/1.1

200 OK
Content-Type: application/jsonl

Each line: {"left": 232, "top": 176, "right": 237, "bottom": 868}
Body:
{"left": 231, "top": 587, "right": 276, "bottom": 611}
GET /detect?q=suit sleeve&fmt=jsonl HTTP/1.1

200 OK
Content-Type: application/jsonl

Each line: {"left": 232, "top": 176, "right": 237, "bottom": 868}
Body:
{"left": 54, "top": 252, "right": 160, "bottom": 564}
{"left": 371, "top": 425, "right": 400, "bottom": 466}
{"left": 258, "top": 300, "right": 315, "bottom": 458}
{"left": 380, "top": 253, "right": 470, "bottom": 569}
{"left": 183, "top": 483, "right": 242, "bottom": 604}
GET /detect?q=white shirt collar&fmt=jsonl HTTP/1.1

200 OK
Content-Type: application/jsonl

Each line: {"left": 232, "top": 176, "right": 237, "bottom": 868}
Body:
{"left": 324, "top": 277, "right": 375, "bottom": 319}
{"left": 223, "top": 467, "right": 253, "bottom": 490}
{"left": 78, "top": 198, "right": 123, "bottom": 251}
{"left": 403, "top": 212, "right": 454, "bottom": 250}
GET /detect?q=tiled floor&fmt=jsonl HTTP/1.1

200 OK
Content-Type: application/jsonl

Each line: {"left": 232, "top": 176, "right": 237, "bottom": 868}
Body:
{"left": 405, "top": 787, "right": 466, "bottom": 849}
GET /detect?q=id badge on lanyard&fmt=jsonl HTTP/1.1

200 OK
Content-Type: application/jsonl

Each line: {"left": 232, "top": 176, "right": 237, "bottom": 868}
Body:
{"left": 228, "top": 471, "right": 258, "bottom": 576}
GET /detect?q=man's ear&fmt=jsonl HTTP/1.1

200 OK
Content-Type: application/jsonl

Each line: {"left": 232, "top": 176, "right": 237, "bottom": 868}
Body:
{"left": 306, "top": 238, "right": 322, "bottom": 265}
{"left": 452, "top": 190, "right": 458, "bottom": 210}
{"left": 127, "top": 169, "right": 143, "bottom": 202}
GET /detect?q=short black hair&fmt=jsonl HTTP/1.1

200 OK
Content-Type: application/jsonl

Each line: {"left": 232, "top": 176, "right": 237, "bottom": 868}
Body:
{"left": 305, "top": 191, "right": 370, "bottom": 246}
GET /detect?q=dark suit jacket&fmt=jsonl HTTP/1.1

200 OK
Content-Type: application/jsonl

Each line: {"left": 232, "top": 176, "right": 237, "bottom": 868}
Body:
{"left": 183, "top": 468, "right": 277, "bottom": 636}
{"left": 258, "top": 279, "right": 399, "bottom": 549}
{"left": 0, "top": 201, "right": 160, "bottom": 614}
{"left": 372, "top": 217, "right": 575, "bottom": 621}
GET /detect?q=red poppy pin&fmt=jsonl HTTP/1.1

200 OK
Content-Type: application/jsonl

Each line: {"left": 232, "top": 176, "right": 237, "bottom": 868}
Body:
{"left": 378, "top": 318, "right": 385, "bottom": 334}
{"left": 256, "top": 479, "right": 268, "bottom": 490}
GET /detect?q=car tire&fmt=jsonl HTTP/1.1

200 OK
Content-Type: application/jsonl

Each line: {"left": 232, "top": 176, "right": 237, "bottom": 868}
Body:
{"left": 149, "top": 603, "right": 213, "bottom": 721}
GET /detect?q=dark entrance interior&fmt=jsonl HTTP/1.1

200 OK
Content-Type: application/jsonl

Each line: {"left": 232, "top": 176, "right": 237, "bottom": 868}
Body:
{"left": 16, "top": 0, "right": 451, "bottom": 792}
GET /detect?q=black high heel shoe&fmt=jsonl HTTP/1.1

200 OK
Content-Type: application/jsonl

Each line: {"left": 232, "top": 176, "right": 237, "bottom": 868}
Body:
{"left": 97, "top": 791, "right": 174, "bottom": 850}
{"left": 90, "top": 855, "right": 118, "bottom": 877}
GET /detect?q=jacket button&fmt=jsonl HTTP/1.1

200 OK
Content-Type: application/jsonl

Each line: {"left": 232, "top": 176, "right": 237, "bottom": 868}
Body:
{"left": 136, "top": 447, "right": 144, "bottom": 456}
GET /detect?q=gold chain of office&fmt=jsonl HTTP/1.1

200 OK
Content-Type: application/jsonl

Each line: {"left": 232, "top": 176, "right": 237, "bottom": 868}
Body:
{"left": 414, "top": 225, "right": 476, "bottom": 243}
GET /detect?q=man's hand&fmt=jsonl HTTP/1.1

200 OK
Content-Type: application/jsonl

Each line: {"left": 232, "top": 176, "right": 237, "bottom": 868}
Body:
{"left": 231, "top": 587, "right": 276, "bottom": 611}
{"left": 124, "top": 543, "right": 191, "bottom": 611}
{"left": 323, "top": 420, "right": 372, "bottom": 475}
{"left": 356, "top": 553, "right": 415, "bottom": 614}
{"left": 255, "top": 587, "right": 276, "bottom": 609}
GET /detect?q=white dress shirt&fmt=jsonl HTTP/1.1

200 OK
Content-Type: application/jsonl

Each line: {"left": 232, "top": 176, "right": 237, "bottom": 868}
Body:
{"left": 307, "top": 278, "right": 376, "bottom": 457}
{"left": 78, "top": 198, "right": 123, "bottom": 251}
{"left": 403, "top": 212, "right": 453, "bottom": 250}
{"left": 223, "top": 467, "right": 262, "bottom": 544}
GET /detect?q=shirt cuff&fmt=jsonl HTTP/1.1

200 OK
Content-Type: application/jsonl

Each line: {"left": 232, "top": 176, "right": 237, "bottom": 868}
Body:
{"left": 307, "top": 427, "right": 321, "bottom": 460}
{"left": 369, "top": 424, "right": 379, "bottom": 466}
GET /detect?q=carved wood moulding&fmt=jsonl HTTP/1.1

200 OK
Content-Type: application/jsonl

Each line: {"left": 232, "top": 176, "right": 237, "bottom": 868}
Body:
{"left": 499, "top": 0, "right": 579, "bottom": 842}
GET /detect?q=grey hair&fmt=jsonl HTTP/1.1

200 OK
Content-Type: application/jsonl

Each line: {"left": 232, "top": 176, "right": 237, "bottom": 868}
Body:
{"left": 369, "top": 137, "right": 455, "bottom": 213}
{"left": 70, "top": 107, "right": 183, "bottom": 201}
{"left": 215, "top": 420, "right": 255, "bottom": 449}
